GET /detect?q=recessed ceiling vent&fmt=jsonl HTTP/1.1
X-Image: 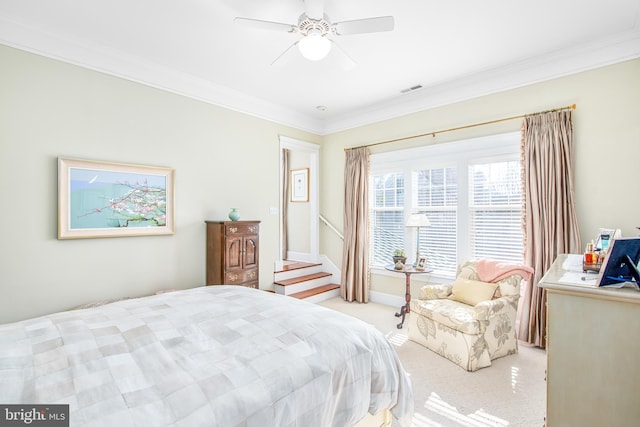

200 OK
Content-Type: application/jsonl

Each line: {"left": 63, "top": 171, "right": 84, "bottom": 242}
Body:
{"left": 400, "top": 84, "right": 423, "bottom": 94}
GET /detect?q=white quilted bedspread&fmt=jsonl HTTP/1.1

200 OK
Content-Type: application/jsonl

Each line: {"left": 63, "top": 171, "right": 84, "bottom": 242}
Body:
{"left": 0, "top": 286, "right": 413, "bottom": 426}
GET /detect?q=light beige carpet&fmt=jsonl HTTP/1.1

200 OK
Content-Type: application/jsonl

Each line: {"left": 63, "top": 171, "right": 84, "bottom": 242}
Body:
{"left": 320, "top": 298, "right": 546, "bottom": 427}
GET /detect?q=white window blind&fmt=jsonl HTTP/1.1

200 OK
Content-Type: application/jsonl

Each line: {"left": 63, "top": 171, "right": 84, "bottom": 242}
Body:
{"left": 371, "top": 172, "right": 404, "bottom": 266}
{"left": 414, "top": 167, "right": 458, "bottom": 274}
{"left": 469, "top": 161, "right": 523, "bottom": 264}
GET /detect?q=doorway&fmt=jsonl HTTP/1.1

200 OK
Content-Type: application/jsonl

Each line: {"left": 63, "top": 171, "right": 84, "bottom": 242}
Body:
{"left": 279, "top": 135, "right": 320, "bottom": 263}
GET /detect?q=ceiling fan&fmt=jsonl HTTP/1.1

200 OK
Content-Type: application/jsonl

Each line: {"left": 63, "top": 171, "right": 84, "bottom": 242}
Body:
{"left": 235, "top": 0, "right": 394, "bottom": 68}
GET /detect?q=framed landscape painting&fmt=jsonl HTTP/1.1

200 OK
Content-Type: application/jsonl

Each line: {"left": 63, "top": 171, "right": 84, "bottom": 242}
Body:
{"left": 58, "top": 157, "right": 175, "bottom": 239}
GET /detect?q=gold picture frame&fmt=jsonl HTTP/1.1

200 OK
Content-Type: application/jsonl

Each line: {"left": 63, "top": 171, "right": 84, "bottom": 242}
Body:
{"left": 58, "top": 157, "right": 175, "bottom": 239}
{"left": 290, "top": 168, "right": 309, "bottom": 202}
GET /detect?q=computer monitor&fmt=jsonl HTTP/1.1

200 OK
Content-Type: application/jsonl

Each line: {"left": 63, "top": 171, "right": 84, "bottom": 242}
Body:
{"left": 597, "top": 237, "right": 640, "bottom": 286}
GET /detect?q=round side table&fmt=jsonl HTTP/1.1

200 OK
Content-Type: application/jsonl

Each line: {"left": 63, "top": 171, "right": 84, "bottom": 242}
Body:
{"left": 385, "top": 264, "right": 433, "bottom": 329}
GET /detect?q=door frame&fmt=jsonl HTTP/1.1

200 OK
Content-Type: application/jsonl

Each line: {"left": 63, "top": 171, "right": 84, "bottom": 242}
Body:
{"left": 279, "top": 135, "right": 320, "bottom": 263}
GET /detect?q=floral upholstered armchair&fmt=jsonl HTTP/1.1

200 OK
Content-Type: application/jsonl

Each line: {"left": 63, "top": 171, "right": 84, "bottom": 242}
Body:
{"left": 407, "top": 260, "right": 533, "bottom": 372}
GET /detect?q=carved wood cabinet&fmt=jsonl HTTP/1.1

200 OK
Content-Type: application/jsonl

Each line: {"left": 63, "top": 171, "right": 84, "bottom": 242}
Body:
{"left": 205, "top": 220, "right": 260, "bottom": 289}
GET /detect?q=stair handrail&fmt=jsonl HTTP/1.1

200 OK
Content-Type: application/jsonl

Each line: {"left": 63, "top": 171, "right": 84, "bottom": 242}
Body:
{"left": 319, "top": 214, "right": 344, "bottom": 240}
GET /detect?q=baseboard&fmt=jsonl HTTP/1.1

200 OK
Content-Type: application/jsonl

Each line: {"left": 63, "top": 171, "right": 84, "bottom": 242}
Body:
{"left": 369, "top": 290, "right": 404, "bottom": 307}
{"left": 319, "top": 254, "right": 341, "bottom": 284}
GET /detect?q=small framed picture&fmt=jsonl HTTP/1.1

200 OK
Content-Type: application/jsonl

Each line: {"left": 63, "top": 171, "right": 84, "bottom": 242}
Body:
{"left": 290, "top": 168, "right": 309, "bottom": 202}
{"left": 415, "top": 255, "right": 427, "bottom": 271}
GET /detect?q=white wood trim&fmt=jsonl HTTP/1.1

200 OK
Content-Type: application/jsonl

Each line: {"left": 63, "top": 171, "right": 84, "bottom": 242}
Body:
{"left": 279, "top": 136, "right": 321, "bottom": 264}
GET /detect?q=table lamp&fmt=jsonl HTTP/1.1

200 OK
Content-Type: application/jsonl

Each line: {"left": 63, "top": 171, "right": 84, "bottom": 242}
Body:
{"left": 406, "top": 213, "right": 431, "bottom": 267}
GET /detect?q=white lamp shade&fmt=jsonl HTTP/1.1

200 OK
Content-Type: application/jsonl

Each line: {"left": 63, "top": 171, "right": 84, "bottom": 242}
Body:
{"left": 406, "top": 213, "right": 431, "bottom": 227}
{"left": 298, "top": 31, "right": 331, "bottom": 61}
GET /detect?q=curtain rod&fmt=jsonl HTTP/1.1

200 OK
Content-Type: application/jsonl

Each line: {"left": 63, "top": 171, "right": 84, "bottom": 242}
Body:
{"left": 345, "top": 103, "right": 576, "bottom": 151}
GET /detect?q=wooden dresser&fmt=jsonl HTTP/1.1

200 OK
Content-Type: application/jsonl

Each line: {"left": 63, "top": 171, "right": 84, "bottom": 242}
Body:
{"left": 539, "top": 254, "right": 640, "bottom": 426}
{"left": 205, "top": 220, "right": 260, "bottom": 289}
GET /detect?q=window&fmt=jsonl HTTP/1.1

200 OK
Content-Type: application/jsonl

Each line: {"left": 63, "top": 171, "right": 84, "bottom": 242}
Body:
{"left": 414, "top": 167, "right": 458, "bottom": 273}
{"left": 469, "top": 161, "right": 523, "bottom": 263}
{"left": 371, "top": 172, "right": 404, "bottom": 266}
{"left": 369, "top": 132, "right": 523, "bottom": 278}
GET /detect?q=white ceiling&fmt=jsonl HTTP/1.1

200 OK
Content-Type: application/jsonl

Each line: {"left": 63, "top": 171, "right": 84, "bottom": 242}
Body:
{"left": 1, "top": 0, "right": 639, "bottom": 134}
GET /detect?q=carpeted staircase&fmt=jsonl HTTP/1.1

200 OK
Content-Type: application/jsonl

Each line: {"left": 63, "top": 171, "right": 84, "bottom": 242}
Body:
{"left": 273, "top": 261, "right": 340, "bottom": 302}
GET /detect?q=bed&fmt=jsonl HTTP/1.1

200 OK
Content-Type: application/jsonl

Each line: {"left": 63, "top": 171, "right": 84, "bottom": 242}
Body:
{"left": 0, "top": 285, "right": 413, "bottom": 426}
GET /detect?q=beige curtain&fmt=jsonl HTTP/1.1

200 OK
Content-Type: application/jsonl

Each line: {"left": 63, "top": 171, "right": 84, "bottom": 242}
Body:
{"left": 519, "top": 110, "right": 581, "bottom": 348}
{"left": 281, "top": 148, "right": 289, "bottom": 261}
{"left": 341, "top": 147, "right": 370, "bottom": 302}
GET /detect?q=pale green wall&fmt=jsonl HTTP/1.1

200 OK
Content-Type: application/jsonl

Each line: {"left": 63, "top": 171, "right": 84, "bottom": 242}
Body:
{"left": 320, "top": 59, "right": 640, "bottom": 299}
{"left": 0, "top": 45, "right": 320, "bottom": 323}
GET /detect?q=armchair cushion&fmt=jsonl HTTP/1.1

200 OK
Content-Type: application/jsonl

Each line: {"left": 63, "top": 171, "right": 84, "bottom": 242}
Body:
{"left": 411, "top": 298, "right": 484, "bottom": 335}
{"left": 448, "top": 277, "right": 499, "bottom": 306}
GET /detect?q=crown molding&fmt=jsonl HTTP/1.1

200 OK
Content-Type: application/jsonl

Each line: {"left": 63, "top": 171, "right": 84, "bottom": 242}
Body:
{"left": 1, "top": 15, "right": 639, "bottom": 136}
{"left": 0, "top": 16, "right": 324, "bottom": 134}
{"left": 320, "top": 28, "right": 640, "bottom": 134}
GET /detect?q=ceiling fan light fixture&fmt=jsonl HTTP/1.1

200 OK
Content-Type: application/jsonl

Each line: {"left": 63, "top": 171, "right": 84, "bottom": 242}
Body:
{"left": 298, "top": 30, "right": 331, "bottom": 61}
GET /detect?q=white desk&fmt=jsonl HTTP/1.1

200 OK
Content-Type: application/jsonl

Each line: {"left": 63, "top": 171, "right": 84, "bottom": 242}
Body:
{"left": 539, "top": 254, "right": 640, "bottom": 427}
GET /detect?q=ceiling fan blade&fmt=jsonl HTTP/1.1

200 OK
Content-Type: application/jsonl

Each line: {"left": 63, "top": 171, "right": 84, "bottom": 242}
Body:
{"left": 234, "top": 17, "right": 297, "bottom": 33}
{"left": 333, "top": 16, "right": 395, "bottom": 36}
{"left": 270, "top": 41, "right": 299, "bottom": 67}
{"left": 330, "top": 40, "right": 356, "bottom": 71}
{"left": 303, "top": 0, "right": 325, "bottom": 20}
